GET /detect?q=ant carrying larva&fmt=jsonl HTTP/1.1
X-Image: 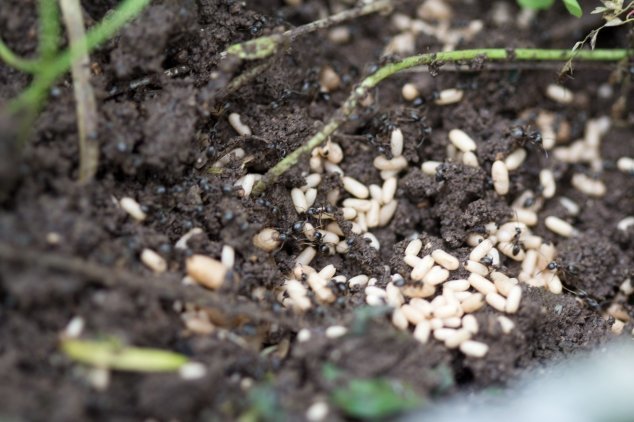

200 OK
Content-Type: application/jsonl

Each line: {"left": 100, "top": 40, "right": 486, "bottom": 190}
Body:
{"left": 509, "top": 125, "right": 548, "bottom": 158}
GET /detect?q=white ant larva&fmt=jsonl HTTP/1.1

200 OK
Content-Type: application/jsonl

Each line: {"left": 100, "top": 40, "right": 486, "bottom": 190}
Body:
{"left": 491, "top": 160, "right": 510, "bottom": 195}
{"left": 449, "top": 129, "right": 477, "bottom": 152}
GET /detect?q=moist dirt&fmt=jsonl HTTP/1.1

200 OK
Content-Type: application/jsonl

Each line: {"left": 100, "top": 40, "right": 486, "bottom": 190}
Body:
{"left": 0, "top": 0, "right": 633, "bottom": 420}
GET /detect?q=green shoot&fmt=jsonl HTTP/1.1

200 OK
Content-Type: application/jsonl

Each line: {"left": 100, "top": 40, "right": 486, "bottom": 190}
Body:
{"left": 61, "top": 338, "right": 189, "bottom": 372}
{"left": 517, "top": 0, "right": 583, "bottom": 17}
{"left": 251, "top": 47, "right": 630, "bottom": 195}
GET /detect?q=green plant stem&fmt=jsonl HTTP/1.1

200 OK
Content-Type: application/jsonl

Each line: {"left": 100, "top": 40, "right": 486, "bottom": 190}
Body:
{"left": 38, "top": 0, "right": 61, "bottom": 61}
{"left": 252, "top": 48, "right": 630, "bottom": 195}
{"left": 0, "top": 39, "right": 40, "bottom": 73}
{"left": 8, "top": 0, "right": 151, "bottom": 114}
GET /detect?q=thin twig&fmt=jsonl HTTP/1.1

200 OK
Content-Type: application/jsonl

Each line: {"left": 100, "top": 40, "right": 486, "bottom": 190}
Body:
{"left": 38, "top": 0, "right": 61, "bottom": 62}
{"left": 252, "top": 48, "right": 631, "bottom": 195}
{"left": 60, "top": 0, "right": 99, "bottom": 183}
{"left": 224, "top": 0, "right": 392, "bottom": 60}
{"left": 0, "top": 39, "right": 40, "bottom": 73}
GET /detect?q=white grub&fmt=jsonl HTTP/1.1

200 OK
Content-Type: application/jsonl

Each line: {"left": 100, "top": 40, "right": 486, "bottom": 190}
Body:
{"left": 433, "top": 328, "right": 457, "bottom": 342}
{"left": 466, "top": 233, "right": 485, "bottom": 247}
{"left": 369, "top": 184, "right": 383, "bottom": 203}
{"left": 435, "top": 88, "right": 464, "bottom": 105}
{"left": 306, "top": 401, "right": 329, "bottom": 422}
{"left": 446, "top": 144, "right": 458, "bottom": 160}
{"left": 180, "top": 362, "right": 207, "bottom": 380}
{"left": 401, "top": 304, "right": 425, "bottom": 324}
{"left": 514, "top": 208, "right": 538, "bottom": 226}
{"left": 373, "top": 155, "right": 408, "bottom": 171}
{"left": 498, "top": 242, "right": 526, "bottom": 261}
{"left": 497, "top": 316, "right": 515, "bottom": 334}
{"left": 175, "top": 227, "right": 204, "bottom": 250}
{"left": 186, "top": 255, "right": 228, "bottom": 290}
{"left": 462, "top": 314, "right": 478, "bottom": 334}
{"left": 328, "top": 26, "right": 351, "bottom": 44}
{"left": 584, "top": 117, "right": 610, "bottom": 147}
{"left": 571, "top": 173, "right": 606, "bottom": 197}
{"left": 303, "top": 173, "right": 322, "bottom": 190}
{"left": 323, "top": 160, "right": 344, "bottom": 175}
{"left": 363, "top": 233, "right": 381, "bottom": 251}
{"left": 546, "top": 273, "right": 563, "bottom": 294}
{"left": 611, "top": 319, "right": 625, "bottom": 335}
{"left": 326, "top": 222, "right": 344, "bottom": 237}
{"left": 296, "top": 247, "right": 317, "bottom": 266}
{"left": 366, "top": 286, "right": 386, "bottom": 298}
{"left": 469, "top": 238, "right": 493, "bottom": 262}
{"left": 430, "top": 295, "right": 447, "bottom": 308}
{"left": 253, "top": 228, "right": 281, "bottom": 252}
{"left": 402, "top": 83, "right": 420, "bottom": 101}
{"left": 449, "top": 129, "right": 477, "bottom": 152}
{"left": 404, "top": 239, "right": 423, "bottom": 257}
{"left": 297, "top": 328, "right": 311, "bottom": 342}
{"left": 617, "top": 157, "right": 634, "bottom": 174}
{"left": 228, "top": 113, "right": 252, "bottom": 136}
{"left": 539, "top": 169, "right": 556, "bottom": 198}
{"left": 423, "top": 266, "right": 450, "bottom": 285}
{"left": 620, "top": 278, "right": 634, "bottom": 295}
{"left": 421, "top": 161, "right": 442, "bottom": 175}
{"left": 559, "top": 197, "right": 580, "bottom": 216}
{"left": 342, "top": 176, "right": 369, "bottom": 199}
{"left": 221, "top": 245, "right": 235, "bottom": 269}
{"left": 355, "top": 213, "right": 368, "bottom": 233}
{"left": 413, "top": 320, "right": 431, "bottom": 344}
{"left": 385, "top": 32, "right": 415, "bottom": 55}
{"left": 349, "top": 275, "right": 369, "bottom": 288}
{"left": 119, "top": 197, "right": 147, "bottom": 221}
{"left": 443, "top": 317, "right": 463, "bottom": 328}
{"left": 617, "top": 216, "right": 634, "bottom": 231}
{"left": 545, "top": 216, "right": 577, "bottom": 238}
{"left": 236, "top": 174, "right": 260, "bottom": 197}
{"left": 545, "top": 84, "right": 574, "bottom": 104}
{"left": 411, "top": 255, "right": 435, "bottom": 281}
{"left": 505, "top": 285, "right": 522, "bottom": 313}
{"left": 325, "top": 325, "right": 347, "bottom": 339}
{"left": 303, "top": 223, "right": 316, "bottom": 240}
{"left": 141, "top": 248, "right": 167, "bottom": 273}
{"left": 382, "top": 177, "right": 398, "bottom": 204}
{"left": 367, "top": 294, "right": 385, "bottom": 307}
{"left": 291, "top": 188, "right": 308, "bottom": 214}
{"left": 431, "top": 249, "right": 460, "bottom": 270}
{"left": 392, "top": 13, "right": 412, "bottom": 31}
{"left": 523, "top": 235, "right": 542, "bottom": 250}
{"left": 521, "top": 249, "right": 538, "bottom": 275}
{"left": 323, "top": 141, "right": 344, "bottom": 164}
{"left": 444, "top": 279, "right": 470, "bottom": 292}
{"left": 504, "top": 148, "right": 527, "bottom": 171}
{"left": 380, "top": 170, "right": 399, "bottom": 180}
{"left": 401, "top": 282, "right": 436, "bottom": 299}
{"left": 489, "top": 248, "right": 501, "bottom": 266}
{"left": 379, "top": 200, "right": 399, "bottom": 227}
{"left": 319, "top": 65, "right": 341, "bottom": 92}
{"left": 512, "top": 190, "right": 543, "bottom": 213}
{"left": 410, "top": 298, "right": 433, "bottom": 316}
{"left": 462, "top": 151, "right": 479, "bottom": 167}
{"left": 366, "top": 200, "right": 381, "bottom": 228}
{"left": 392, "top": 307, "right": 409, "bottom": 330}
{"left": 494, "top": 276, "right": 518, "bottom": 298}
{"left": 486, "top": 292, "right": 507, "bottom": 312}
{"left": 317, "top": 230, "right": 339, "bottom": 245}
{"left": 390, "top": 128, "right": 404, "bottom": 157}
{"left": 464, "top": 260, "right": 489, "bottom": 277}
{"left": 308, "top": 274, "right": 335, "bottom": 304}
{"left": 429, "top": 318, "right": 444, "bottom": 330}
{"left": 433, "top": 303, "right": 459, "bottom": 319}
{"left": 386, "top": 283, "right": 405, "bottom": 307}
{"left": 461, "top": 292, "right": 485, "bottom": 313}
{"left": 342, "top": 198, "right": 372, "bottom": 212}
{"left": 460, "top": 340, "right": 489, "bottom": 358}
{"left": 310, "top": 156, "right": 324, "bottom": 173}
{"left": 418, "top": 0, "right": 453, "bottom": 21}
{"left": 63, "top": 316, "right": 85, "bottom": 338}
{"left": 491, "top": 160, "right": 510, "bottom": 195}
{"left": 341, "top": 207, "right": 357, "bottom": 220}
{"left": 445, "top": 328, "right": 471, "bottom": 349}
{"left": 468, "top": 273, "right": 496, "bottom": 295}
{"left": 404, "top": 254, "right": 423, "bottom": 268}
{"left": 318, "top": 264, "right": 337, "bottom": 280}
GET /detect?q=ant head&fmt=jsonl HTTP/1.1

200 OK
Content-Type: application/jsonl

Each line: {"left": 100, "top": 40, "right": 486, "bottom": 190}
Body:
{"left": 292, "top": 221, "right": 305, "bottom": 233}
{"left": 547, "top": 261, "right": 559, "bottom": 271}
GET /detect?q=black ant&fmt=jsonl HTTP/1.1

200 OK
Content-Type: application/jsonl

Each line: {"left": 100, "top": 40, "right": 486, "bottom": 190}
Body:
{"left": 511, "top": 226, "right": 524, "bottom": 256}
{"left": 509, "top": 125, "right": 548, "bottom": 157}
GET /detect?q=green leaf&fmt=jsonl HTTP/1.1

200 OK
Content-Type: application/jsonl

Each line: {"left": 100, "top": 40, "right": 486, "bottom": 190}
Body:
{"left": 517, "top": 0, "right": 555, "bottom": 10}
{"left": 562, "top": 0, "right": 583, "bottom": 17}
{"left": 332, "top": 378, "right": 423, "bottom": 419}
{"left": 61, "top": 339, "right": 189, "bottom": 372}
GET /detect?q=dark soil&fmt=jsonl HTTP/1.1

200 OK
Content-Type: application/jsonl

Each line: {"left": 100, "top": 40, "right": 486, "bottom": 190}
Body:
{"left": 1, "top": 0, "right": 633, "bottom": 420}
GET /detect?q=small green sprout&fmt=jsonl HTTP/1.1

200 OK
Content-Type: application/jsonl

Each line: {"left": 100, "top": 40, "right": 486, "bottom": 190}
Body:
{"left": 517, "top": 0, "right": 583, "bottom": 17}
{"left": 61, "top": 338, "right": 189, "bottom": 372}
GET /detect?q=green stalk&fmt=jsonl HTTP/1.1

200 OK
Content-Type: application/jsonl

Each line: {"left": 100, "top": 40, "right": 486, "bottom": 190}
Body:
{"left": 252, "top": 48, "right": 630, "bottom": 195}
{"left": 38, "top": 0, "right": 61, "bottom": 62}
{"left": 8, "top": 0, "right": 151, "bottom": 114}
{"left": 0, "top": 39, "right": 40, "bottom": 73}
